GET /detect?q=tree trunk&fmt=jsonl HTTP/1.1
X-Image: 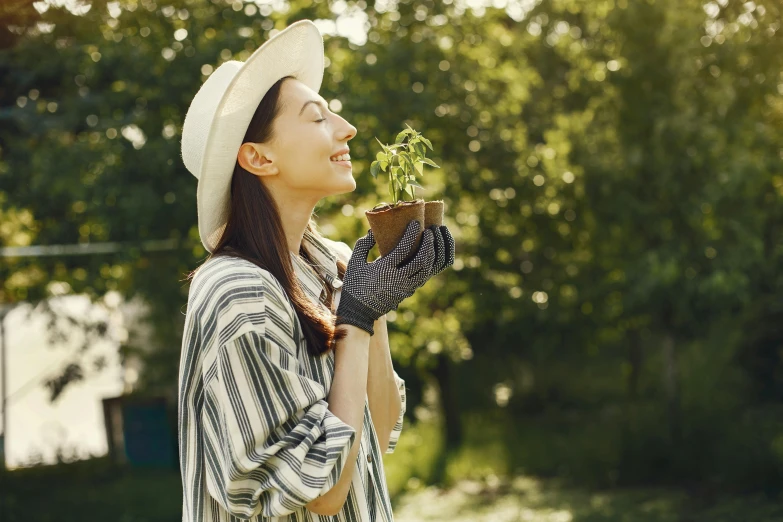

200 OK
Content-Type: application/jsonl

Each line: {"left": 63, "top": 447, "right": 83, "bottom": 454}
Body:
{"left": 627, "top": 329, "right": 643, "bottom": 398}
{"left": 433, "top": 352, "right": 462, "bottom": 449}
{"left": 662, "top": 333, "right": 681, "bottom": 444}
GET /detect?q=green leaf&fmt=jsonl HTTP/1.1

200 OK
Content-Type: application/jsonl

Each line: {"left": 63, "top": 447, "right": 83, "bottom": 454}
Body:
{"left": 400, "top": 152, "right": 415, "bottom": 175}
{"left": 409, "top": 156, "right": 418, "bottom": 176}
{"left": 395, "top": 128, "right": 413, "bottom": 144}
{"left": 420, "top": 136, "right": 433, "bottom": 150}
{"left": 370, "top": 161, "right": 380, "bottom": 179}
{"left": 399, "top": 177, "right": 416, "bottom": 200}
{"left": 421, "top": 157, "right": 440, "bottom": 168}
{"left": 396, "top": 150, "right": 407, "bottom": 170}
{"left": 412, "top": 141, "right": 426, "bottom": 158}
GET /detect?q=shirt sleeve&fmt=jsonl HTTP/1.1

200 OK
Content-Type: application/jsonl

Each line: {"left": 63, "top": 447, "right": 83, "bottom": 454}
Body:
{"left": 325, "top": 238, "right": 353, "bottom": 265}
{"left": 386, "top": 370, "right": 407, "bottom": 454}
{"left": 201, "top": 272, "right": 357, "bottom": 519}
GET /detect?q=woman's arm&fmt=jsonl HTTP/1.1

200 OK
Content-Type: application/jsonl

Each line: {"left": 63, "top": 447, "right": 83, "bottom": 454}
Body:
{"left": 305, "top": 324, "right": 371, "bottom": 516}
{"left": 366, "top": 314, "right": 403, "bottom": 453}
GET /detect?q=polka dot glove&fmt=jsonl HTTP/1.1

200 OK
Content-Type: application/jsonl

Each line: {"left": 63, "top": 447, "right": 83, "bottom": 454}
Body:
{"left": 384, "top": 224, "right": 456, "bottom": 313}
{"left": 336, "top": 220, "right": 436, "bottom": 336}
{"left": 426, "top": 225, "right": 456, "bottom": 279}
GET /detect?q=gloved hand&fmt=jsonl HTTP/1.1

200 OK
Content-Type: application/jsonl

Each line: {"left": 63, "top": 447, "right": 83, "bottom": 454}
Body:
{"left": 336, "top": 220, "right": 436, "bottom": 335}
{"left": 427, "top": 225, "right": 456, "bottom": 278}
{"left": 385, "top": 224, "right": 456, "bottom": 312}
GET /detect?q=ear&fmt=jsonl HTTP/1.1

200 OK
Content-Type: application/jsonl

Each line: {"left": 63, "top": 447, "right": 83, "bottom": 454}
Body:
{"left": 237, "top": 142, "right": 278, "bottom": 178}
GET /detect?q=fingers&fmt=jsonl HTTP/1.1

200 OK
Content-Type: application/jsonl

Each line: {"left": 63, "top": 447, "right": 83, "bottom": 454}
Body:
{"left": 430, "top": 225, "right": 446, "bottom": 273}
{"left": 440, "top": 226, "right": 455, "bottom": 268}
{"left": 351, "top": 229, "right": 376, "bottom": 263}
{"left": 399, "top": 228, "right": 435, "bottom": 277}
{"left": 386, "top": 220, "right": 423, "bottom": 263}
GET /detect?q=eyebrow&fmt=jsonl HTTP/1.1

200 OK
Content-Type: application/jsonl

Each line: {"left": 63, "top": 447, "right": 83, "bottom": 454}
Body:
{"left": 299, "top": 98, "right": 328, "bottom": 116}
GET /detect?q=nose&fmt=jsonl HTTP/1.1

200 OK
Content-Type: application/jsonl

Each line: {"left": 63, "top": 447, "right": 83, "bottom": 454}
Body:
{"left": 337, "top": 114, "right": 357, "bottom": 142}
{"left": 343, "top": 123, "right": 356, "bottom": 142}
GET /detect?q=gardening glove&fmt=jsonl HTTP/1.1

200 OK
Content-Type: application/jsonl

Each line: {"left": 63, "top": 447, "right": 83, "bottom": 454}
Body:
{"left": 427, "top": 225, "right": 456, "bottom": 278}
{"left": 386, "top": 224, "right": 456, "bottom": 312}
{"left": 336, "top": 220, "right": 436, "bottom": 335}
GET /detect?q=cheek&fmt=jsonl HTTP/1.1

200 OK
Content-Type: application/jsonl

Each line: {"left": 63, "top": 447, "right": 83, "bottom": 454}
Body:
{"left": 298, "top": 131, "right": 331, "bottom": 163}
{"left": 284, "top": 144, "right": 325, "bottom": 175}
{"left": 277, "top": 129, "right": 336, "bottom": 185}
{"left": 289, "top": 153, "right": 337, "bottom": 188}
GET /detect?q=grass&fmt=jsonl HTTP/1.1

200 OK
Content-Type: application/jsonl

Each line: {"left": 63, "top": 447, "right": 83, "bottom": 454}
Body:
{"left": 382, "top": 408, "right": 783, "bottom": 521}
{"left": 393, "top": 475, "right": 783, "bottom": 521}
{"left": 3, "top": 409, "right": 782, "bottom": 521}
{"left": 2, "top": 458, "right": 182, "bottom": 522}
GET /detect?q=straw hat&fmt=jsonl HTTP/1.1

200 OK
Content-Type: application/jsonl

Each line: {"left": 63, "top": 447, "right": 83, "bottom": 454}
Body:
{"left": 180, "top": 19, "right": 325, "bottom": 252}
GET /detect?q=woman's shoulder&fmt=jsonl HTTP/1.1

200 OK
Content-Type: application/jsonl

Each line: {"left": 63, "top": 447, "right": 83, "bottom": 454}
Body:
{"left": 187, "top": 255, "right": 291, "bottom": 316}
{"left": 184, "top": 255, "right": 298, "bottom": 352}
{"left": 318, "top": 235, "right": 353, "bottom": 264}
{"left": 191, "top": 254, "right": 271, "bottom": 287}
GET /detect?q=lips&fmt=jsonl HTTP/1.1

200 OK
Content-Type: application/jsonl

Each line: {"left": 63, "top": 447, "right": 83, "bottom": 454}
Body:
{"left": 331, "top": 159, "right": 352, "bottom": 168}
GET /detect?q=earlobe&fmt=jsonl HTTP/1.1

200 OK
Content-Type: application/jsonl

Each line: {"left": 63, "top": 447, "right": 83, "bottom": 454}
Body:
{"left": 257, "top": 162, "right": 279, "bottom": 177}
{"left": 251, "top": 163, "right": 278, "bottom": 178}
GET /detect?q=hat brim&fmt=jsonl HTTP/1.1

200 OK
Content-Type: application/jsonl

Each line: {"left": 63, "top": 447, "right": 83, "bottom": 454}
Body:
{"left": 196, "top": 20, "right": 324, "bottom": 253}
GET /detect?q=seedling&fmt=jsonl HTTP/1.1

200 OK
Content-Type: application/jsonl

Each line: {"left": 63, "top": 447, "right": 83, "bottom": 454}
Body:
{"left": 370, "top": 124, "right": 440, "bottom": 209}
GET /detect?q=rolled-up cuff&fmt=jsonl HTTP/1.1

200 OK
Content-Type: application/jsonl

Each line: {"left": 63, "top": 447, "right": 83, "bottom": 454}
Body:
{"left": 228, "top": 400, "right": 357, "bottom": 518}
{"left": 385, "top": 372, "right": 406, "bottom": 454}
{"left": 317, "top": 407, "right": 358, "bottom": 496}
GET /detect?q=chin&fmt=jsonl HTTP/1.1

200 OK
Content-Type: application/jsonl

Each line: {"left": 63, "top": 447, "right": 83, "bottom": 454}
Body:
{"left": 327, "top": 179, "right": 356, "bottom": 198}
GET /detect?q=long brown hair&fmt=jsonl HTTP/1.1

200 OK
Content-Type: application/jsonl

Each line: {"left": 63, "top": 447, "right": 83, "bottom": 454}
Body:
{"left": 188, "top": 75, "right": 348, "bottom": 357}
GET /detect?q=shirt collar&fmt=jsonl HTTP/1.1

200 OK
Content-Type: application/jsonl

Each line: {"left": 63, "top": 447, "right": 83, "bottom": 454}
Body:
{"left": 290, "top": 227, "right": 341, "bottom": 304}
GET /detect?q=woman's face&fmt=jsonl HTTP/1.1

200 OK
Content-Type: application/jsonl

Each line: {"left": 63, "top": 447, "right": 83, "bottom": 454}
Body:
{"left": 238, "top": 78, "right": 358, "bottom": 202}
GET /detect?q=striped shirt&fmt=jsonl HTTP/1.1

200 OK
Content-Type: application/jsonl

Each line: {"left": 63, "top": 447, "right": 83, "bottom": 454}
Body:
{"left": 178, "top": 226, "right": 406, "bottom": 522}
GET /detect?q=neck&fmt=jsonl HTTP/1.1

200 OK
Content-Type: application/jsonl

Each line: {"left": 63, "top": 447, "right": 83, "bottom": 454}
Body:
{"left": 265, "top": 183, "right": 320, "bottom": 257}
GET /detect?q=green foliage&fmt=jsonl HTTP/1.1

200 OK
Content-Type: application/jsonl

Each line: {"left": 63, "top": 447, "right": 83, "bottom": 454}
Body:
{"left": 369, "top": 124, "right": 439, "bottom": 207}
{"left": 1, "top": 0, "right": 783, "bottom": 500}
{"left": 382, "top": 413, "right": 444, "bottom": 499}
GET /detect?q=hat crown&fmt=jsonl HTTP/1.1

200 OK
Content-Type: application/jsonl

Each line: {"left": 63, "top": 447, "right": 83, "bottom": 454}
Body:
{"left": 181, "top": 61, "right": 243, "bottom": 180}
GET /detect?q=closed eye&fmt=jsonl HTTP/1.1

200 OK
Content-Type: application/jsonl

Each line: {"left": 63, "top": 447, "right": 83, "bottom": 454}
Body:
{"left": 315, "top": 118, "right": 326, "bottom": 123}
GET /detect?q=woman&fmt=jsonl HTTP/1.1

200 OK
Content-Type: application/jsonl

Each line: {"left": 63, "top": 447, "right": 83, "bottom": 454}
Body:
{"left": 178, "top": 20, "right": 455, "bottom": 521}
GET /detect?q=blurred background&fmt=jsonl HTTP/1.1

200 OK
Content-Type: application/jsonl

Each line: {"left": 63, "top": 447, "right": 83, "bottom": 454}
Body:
{"left": 1, "top": 0, "right": 782, "bottom": 520}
